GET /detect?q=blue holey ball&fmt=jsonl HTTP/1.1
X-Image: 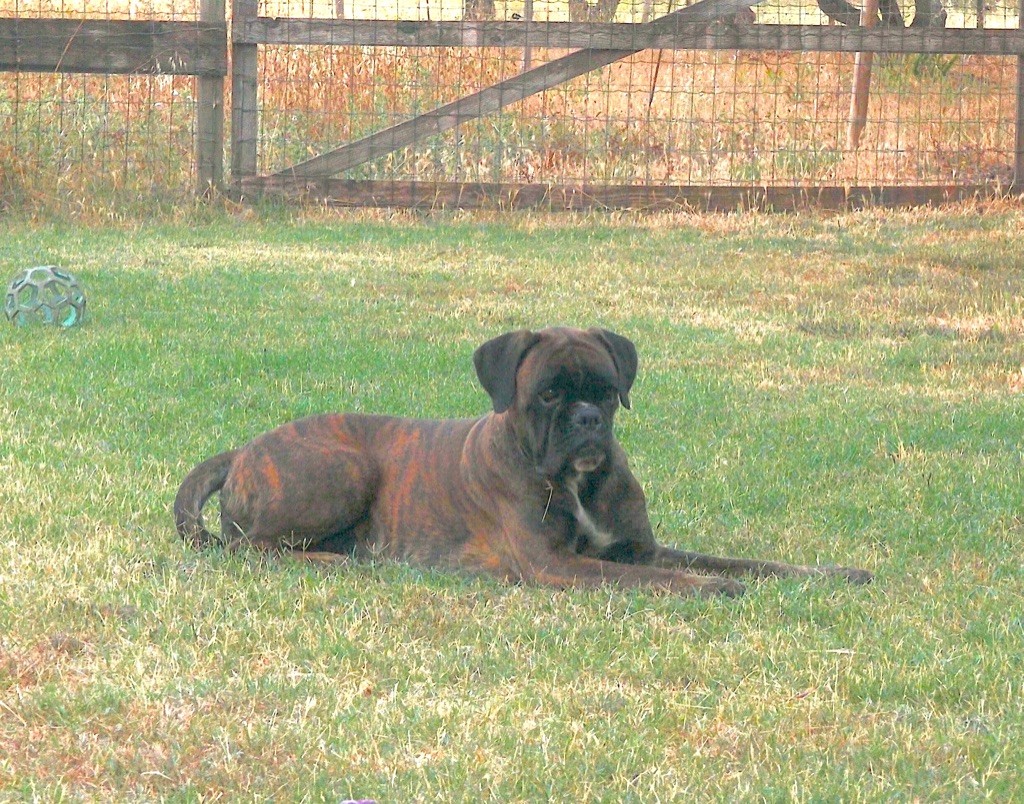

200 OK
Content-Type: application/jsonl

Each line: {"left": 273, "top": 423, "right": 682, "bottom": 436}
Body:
{"left": 4, "top": 266, "right": 87, "bottom": 327}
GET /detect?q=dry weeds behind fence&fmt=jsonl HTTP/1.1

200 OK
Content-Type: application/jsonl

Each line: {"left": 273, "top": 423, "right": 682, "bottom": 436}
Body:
{"left": 0, "top": 0, "right": 1022, "bottom": 211}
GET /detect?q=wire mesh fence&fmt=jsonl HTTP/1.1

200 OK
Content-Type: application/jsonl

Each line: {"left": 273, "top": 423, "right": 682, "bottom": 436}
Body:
{"left": 0, "top": 0, "right": 203, "bottom": 211}
{"left": 1, "top": 0, "right": 1021, "bottom": 210}
{"left": 257, "top": 43, "right": 1019, "bottom": 188}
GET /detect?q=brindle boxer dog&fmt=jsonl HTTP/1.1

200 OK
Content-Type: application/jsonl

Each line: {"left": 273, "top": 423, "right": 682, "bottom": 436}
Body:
{"left": 175, "top": 327, "right": 872, "bottom": 597}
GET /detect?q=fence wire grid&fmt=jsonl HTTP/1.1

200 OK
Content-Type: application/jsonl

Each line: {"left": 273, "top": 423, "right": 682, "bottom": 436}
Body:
{"left": 1, "top": 0, "right": 1021, "bottom": 210}
{"left": 0, "top": 0, "right": 202, "bottom": 210}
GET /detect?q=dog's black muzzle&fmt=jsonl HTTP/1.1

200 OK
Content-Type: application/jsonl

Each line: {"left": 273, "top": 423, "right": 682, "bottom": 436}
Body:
{"left": 571, "top": 403, "right": 605, "bottom": 435}
{"left": 566, "top": 403, "right": 610, "bottom": 473}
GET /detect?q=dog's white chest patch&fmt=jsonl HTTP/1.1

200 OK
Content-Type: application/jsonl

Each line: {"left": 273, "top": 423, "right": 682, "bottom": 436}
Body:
{"left": 565, "top": 476, "right": 615, "bottom": 551}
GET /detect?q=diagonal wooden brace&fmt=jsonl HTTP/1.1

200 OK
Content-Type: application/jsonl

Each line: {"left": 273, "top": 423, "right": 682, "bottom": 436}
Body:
{"left": 271, "top": 0, "right": 760, "bottom": 180}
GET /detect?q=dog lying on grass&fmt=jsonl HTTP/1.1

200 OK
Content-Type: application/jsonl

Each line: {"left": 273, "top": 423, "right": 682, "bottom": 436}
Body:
{"left": 176, "top": 327, "right": 872, "bottom": 596}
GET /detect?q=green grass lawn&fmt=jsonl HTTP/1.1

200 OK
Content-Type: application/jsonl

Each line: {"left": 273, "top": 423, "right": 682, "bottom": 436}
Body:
{"left": 1, "top": 204, "right": 1022, "bottom": 799}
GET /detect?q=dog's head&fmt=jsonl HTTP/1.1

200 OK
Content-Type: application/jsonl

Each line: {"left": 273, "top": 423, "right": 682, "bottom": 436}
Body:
{"left": 474, "top": 327, "right": 638, "bottom": 479}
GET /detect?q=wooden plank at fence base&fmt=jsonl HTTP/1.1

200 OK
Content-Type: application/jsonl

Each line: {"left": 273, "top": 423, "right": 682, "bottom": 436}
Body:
{"left": 0, "top": 18, "right": 226, "bottom": 76}
{"left": 239, "top": 177, "right": 1007, "bottom": 212}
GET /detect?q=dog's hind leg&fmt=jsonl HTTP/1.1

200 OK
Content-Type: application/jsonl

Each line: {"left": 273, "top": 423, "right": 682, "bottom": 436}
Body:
{"left": 284, "top": 550, "right": 352, "bottom": 566}
{"left": 218, "top": 518, "right": 356, "bottom": 566}
{"left": 217, "top": 419, "right": 380, "bottom": 558}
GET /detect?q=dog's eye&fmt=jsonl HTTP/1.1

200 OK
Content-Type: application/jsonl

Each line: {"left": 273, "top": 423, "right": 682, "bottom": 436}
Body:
{"left": 538, "top": 388, "right": 562, "bottom": 406}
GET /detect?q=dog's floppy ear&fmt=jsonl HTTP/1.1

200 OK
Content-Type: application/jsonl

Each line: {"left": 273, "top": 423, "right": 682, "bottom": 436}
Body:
{"left": 474, "top": 330, "right": 542, "bottom": 414}
{"left": 590, "top": 328, "right": 638, "bottom": 409}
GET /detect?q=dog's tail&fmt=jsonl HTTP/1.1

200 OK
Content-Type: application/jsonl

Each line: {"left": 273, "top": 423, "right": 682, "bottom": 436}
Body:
{"left": 174, "top": 450, "right": 238, "bottom": 549}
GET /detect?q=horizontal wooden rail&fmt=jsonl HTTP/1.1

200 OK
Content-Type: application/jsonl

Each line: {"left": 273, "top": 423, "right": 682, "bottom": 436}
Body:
{"left": 239, "top": 177, "right": 1014, "bottom": 211}
{"left": 0, "top": 18, "right": 227, "bottom": 75}
{"left": 237, "top": 19, "right": 1024, "bottom": 56}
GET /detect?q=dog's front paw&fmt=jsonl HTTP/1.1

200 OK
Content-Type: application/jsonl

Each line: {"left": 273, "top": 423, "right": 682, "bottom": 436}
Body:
{"left": 697, "top": 577, "right": 746, "bottom": 598}
{"left": 828, "top": 566, "right": 873, "bottom": 585}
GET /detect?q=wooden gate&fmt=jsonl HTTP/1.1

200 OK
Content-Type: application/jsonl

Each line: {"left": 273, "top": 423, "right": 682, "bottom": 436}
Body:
{"left": 231, "top": 0, "right": 1024, "bottom": 210}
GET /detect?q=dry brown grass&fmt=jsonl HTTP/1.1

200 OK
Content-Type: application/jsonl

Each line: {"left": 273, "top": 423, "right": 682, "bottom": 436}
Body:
{"left": 253, "top": 43, "right": 1017, "bottom": 186}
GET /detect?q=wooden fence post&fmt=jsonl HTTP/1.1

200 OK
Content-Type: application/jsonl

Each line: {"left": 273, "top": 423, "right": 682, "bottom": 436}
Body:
{"left": 196, "top": 0, "right": 226, "bottom": 193}
{"left": 522, "top": 0, "right": 533, "bottom": 72}
{"left": 1016, "top": 0, "right": 1023, "bottom": 188}
{"left": 846, "top": 0, "right": 879, "bottom": 150}
{"left": 232, "top": 0, "right": 260, "bottom": 182}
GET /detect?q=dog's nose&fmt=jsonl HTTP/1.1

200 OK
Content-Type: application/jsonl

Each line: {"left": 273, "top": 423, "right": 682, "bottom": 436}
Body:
{"left": 572, "top": 405, "right": 603, "bottom": 431}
